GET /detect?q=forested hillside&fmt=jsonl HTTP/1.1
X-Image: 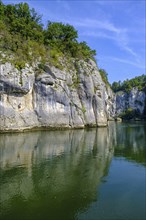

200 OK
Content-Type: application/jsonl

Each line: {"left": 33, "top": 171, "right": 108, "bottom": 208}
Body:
{"left": 112, "top": 75, "right": 146, "bottom": 93}
{"left": 0, "top": 1, "right": 96, "bottom": 69}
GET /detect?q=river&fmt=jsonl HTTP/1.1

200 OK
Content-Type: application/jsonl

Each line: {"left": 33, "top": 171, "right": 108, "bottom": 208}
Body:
{"left": 0, "top": 122, "right": 146, "bottom": 220}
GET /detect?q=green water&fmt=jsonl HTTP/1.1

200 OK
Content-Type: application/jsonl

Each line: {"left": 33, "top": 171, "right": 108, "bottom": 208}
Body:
{"left": 0, "top": 122, "right": 146, "bottom": 220}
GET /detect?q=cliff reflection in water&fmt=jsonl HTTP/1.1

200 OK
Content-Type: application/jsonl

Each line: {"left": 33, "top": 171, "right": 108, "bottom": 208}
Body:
{"left": 112, "top": 122, "right": 146, "bottom": 165}
{"left": 0, "top": 127, "right": 114, "bottom": 220}
{"left": 0, "top": 122, "right": 145, "bottom": 220}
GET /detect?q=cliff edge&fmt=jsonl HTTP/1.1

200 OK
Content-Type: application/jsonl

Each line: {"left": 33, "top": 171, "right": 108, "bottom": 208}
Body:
{"left": 0, "top": 59, "right": 115, "bottom": 132}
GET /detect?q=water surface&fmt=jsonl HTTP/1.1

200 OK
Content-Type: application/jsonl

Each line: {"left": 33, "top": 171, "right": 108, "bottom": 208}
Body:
{"left": 0, "top": 122, "right": 146, "bottom": 220}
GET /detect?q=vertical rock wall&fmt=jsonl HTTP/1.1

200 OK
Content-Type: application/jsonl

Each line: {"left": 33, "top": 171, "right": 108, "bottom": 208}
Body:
{"left": 115, "top": 88, "right": 146, "bottom": 116}
{"left": 0, "top": 59, "right": 115, "bottom": 132}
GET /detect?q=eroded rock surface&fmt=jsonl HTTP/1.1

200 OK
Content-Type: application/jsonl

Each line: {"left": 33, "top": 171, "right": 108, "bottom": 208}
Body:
{"left": 0, "top": 59, "right": 115, "bottom": 131}
{"left": 115, "top": 88, "right": 146, "bottom": 116}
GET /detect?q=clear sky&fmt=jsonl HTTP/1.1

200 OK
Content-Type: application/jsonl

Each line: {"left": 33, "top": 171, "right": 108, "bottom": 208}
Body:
{"left": 2, "top": 0, "right": 146, "bottom": 83}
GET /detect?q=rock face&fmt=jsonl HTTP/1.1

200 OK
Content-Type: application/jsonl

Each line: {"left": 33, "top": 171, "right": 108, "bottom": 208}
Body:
{"left": 0, "top": 59, "right": 145, "bottom": 132}
{"left": 0, "top": 59, "right": 115, "bottom": 132}
{"left": 115, "top": 88, "right": 146, "bottom": 116}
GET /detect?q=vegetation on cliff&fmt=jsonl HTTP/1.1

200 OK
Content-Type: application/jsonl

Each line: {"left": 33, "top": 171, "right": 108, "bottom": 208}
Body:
{"left": 111, "top": 75, "right": 146, "bottom": 93}
{"left": 0, "top": 1, "right": 96, "bottom": 69}
{"left": 119, "top": 108, "right": 144, "bottom": 120}
{"left": 0, "top": 1, "right": 145, "bottom": 123}
{"left": 99, "top": 69, "right": 110, "bottom": 86}
{"left": 112, "top": 75, "right": 146, "bottom": 120}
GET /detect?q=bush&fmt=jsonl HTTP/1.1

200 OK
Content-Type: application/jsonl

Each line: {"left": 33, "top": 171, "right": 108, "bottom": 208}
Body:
{"left": 120, "top": 108, "right": 141, "bottom": 120}
{"left": 99, "top": 69, "right": 110, "bottom": 86}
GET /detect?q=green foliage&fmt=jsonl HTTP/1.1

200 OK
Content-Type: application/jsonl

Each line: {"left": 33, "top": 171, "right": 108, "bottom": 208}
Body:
{"left": 14, "top": 60, "right": 26, "bottom": 70}
{"left": 48, "top": 48, "right": 64, "bottom": 69}
{"left": 119, "top": 108, "right": 141, "bottom": 120}
{"left": 44, "top": 22, "right": 96, "bottom": 60}
{"left": 99, "top": 69, "right": 109, "bottom": 85}
{"left": 74, "top": 41, "right": 96, "bottom": 60}
{"left": 44, "top": 21, "right": 78, "bottom": 45}
{"left": 81, "top": 105, "right": 86, "bottom": 114}
{"left": 0, "top": 1, "right": 97, "bottom": 68}
{"left": 0, "top": 1, "right": 46, "bottom": 67}
{"left": 111, "top": 81, "right": 121, "bottom": 92}
{"left": 71, "top": 74, "right": 80, "bottom": 88}
{"left": 112, "top": 75, "right": 146, "bottom": 93}
{"left": 1, "top": 2, "right": 44, "bottom": 41}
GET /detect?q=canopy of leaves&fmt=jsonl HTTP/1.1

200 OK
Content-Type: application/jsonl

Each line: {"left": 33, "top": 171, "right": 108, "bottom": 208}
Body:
{"left": 111, "top": 75, "right": 146, "bottom": 93}
{"left": 45, "top": 21, "right": 78, "bottom": 43}
{"left": 44, "top": 21, "right": 96, "bottom": 59}
{"left": 0, "top": 1, "right": 96, "bottom": 69}
{"left": 0, "top": 1, "right": 44, "bottom": 41}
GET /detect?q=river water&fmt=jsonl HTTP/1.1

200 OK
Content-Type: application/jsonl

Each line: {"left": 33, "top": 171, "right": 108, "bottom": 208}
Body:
{"left": 0, "top": 122, "right": 146, "bottom": 220}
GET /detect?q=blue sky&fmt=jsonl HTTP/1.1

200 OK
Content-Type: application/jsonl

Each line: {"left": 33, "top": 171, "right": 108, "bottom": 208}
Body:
{"left": 3, "top": 0, "right": 146, "bottom": 83}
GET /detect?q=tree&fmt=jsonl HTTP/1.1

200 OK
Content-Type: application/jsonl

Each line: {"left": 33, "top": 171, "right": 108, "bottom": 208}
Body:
{"left": 111, "top": 75, "right": 146, "bottom": 93}
{"left": 0, "top": 1, "right": 97, "bottom": 66}
{"left": 77, "top": 41, "right": 96, "bottom": 59}
{"left": 44, "top": 21, "right": 78, "bottom": 53}
{"left": 45, "top": 21, "right": 78, "bottom": 42}
{"left": 2, "top": 2, "right": 44, "bottom": 42}
{"left": 112, "top": 81, "right": 121, "bottom": 92}
{"left": 0, "top": 0, "right": 4, "bottom": 16}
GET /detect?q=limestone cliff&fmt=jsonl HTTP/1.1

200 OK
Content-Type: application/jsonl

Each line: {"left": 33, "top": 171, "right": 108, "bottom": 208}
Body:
{"left": 115, "top": 88, "right": 146, "bottom": 118}
{"left": 0, "top": 59, "right": 115, "bottom": 132}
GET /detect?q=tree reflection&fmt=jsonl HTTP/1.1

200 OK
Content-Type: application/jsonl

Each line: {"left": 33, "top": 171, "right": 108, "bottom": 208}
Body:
{"left": 0, "top": 122, "right": 145, "bottom": 220}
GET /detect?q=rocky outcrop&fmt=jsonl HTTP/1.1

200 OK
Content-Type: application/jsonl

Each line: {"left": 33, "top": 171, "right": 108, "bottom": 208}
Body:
{"left": 0, "top": 59, "right": 115, "bottom": 132}
{"left": 115, "top": 88, "right": 146, "bottom": 117}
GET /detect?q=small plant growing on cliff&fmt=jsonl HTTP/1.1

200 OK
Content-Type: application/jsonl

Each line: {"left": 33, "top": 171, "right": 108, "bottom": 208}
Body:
{"left": 72, "top": 75, "right": 80, "bottom": 88}
{"left": 81, "top": 105, "right": 86, "bottom": 114}
{"left": 14, "top": 61, "right": 26, "bottom": 70}
{"left": 99, "top": 69, "right": 110, "bottom": 86}
{"left": 119, "top": 108, "right": 141, "bottom": 120}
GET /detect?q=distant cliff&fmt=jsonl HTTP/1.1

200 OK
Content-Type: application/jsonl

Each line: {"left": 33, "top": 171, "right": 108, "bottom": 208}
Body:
{"left": 0, "top": 59, "right": 116, "bottom": 132}
{"left": 115, "top": 88, "right": 146, "bottom": 120}
{"left": 112, "top": 75, "right": 146, "bottom": 120}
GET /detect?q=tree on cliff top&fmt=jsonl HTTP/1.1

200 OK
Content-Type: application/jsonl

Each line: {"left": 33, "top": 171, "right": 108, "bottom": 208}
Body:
{"left": 111, "top": 75, "right": 146, "bottom": 93}
{"left": 0, "top": 1, "right": 96, "bottom": 69}
{"left": 0, "top": 1, "right": 44, "bottom": 42}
